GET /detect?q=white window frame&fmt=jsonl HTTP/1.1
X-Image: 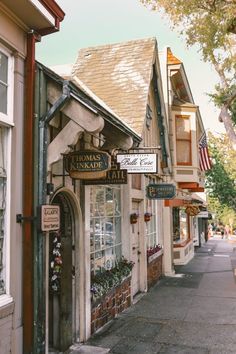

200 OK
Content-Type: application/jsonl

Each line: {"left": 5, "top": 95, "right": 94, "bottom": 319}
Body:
{"left": 0, "top": 45, "right": 14, "bottom": 126}
{"left": 0, "top": 44, "right": 14, "bottom": 306}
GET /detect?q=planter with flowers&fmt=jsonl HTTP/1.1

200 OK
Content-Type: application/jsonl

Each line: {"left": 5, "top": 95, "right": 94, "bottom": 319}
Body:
{"left": 147, "top": 244, "right": 163, "bottom": 263}
{"left": 130, "top": 212, "right": 139, "bottom": 224}
{"left": 144, "top": 212, "right": 152, "bottom": 222}
{"left": 147, "top": 245, "right": 163, "bottom": 289}
{"left": 91, "top": 257, "right": 134, "bottom": 333}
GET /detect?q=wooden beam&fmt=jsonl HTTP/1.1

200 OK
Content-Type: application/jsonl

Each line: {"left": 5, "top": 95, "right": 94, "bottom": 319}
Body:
{"left": 189, "top": 187, "right": 205, "bottom": 192}
{"left": 178, "top": 182, "right": 199, "bottom": 190}
{"left": 164, "top": 199, "right": 186, "bottom": 207}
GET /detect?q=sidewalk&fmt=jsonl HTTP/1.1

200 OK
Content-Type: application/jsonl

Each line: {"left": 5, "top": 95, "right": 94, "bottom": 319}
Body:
{"left": 72, "top": 239, "right": 236, "bottom": 354}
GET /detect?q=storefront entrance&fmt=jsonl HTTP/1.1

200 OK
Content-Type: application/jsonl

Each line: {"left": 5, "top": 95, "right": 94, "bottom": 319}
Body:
{"left": 49, "top": 193, "right": 75, "bottom": 352}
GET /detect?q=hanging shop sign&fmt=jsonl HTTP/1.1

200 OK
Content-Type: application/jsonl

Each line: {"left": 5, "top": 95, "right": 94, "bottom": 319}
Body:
{"left": 84, "top": 160, "right": 127, "bottom": 185}
{"left": 196, "top": 211, "right": 210, "bottom": 218}
{"left": 64, "top": 150, "right": 111, "bottom": 179}
{"left": 185, "top": 205, "right": 200, "bottom": 216}
{"left": 146, "top": 183, "right": 176, "bottom": 200}
{"left": 40, "top": 205, "right": 60, "bottom": 232}
{"left": 116, "top": 153, "right": 157, "bottom": 173}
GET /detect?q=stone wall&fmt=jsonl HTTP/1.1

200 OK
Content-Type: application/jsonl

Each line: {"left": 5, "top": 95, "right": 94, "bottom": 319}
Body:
{"left": 147, "top": 253, "right": 163, "bottom": 289}
{"left": 91, "top": 277, "right": 131, "bottom": 334}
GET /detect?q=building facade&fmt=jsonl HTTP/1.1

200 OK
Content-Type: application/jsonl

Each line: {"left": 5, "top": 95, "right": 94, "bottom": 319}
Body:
{"left": 160, "top": 47, "right": 207, "bottom": 270}
{"left": 0, "top": 1, "right": 64, "bottom": 353}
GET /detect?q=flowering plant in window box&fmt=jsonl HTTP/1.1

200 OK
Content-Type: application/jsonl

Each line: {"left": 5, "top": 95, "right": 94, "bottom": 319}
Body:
{"left": 147, "top": 244, "right": 162, "bottom": 259}
{"left": 130, "top": 212, "right": 139, "bottom": 224}
{"left": 91, "top": 257, "right": 134, "bottom": 302}
{"left": 144, "top": 212, "right": 152, "bottom": 222}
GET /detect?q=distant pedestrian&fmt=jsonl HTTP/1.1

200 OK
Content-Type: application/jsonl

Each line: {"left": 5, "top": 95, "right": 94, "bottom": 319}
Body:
{"left": 220, "top": 226, "right": 225, "bottom": 239}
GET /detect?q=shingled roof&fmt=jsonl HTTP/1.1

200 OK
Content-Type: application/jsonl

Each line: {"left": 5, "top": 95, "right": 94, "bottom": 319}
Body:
{"left": 71, "top": 37, "right": 157, "bottom": 136}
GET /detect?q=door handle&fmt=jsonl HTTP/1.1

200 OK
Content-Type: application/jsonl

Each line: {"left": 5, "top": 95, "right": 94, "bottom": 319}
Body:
{"left": 132, "top": 246, "right": 136, "bottom": 250}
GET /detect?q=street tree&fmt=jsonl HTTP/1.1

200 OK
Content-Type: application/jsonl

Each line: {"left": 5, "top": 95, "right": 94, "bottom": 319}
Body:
{"left": 206, "top": 132, "right": 236, "bottom": 225}
{"left": 141, "top": 0, "right": 236, "bottom": 148}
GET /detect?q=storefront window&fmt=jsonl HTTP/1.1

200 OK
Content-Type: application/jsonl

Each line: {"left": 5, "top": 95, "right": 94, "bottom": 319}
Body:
{"left": 145, "top": 178, "right": 160, "bottom": 249}
{"left": 90, "top": 185, "right": 121, "bottom": 275}
{"left": 173, "top": 207, "right": 189, "bottom": 245}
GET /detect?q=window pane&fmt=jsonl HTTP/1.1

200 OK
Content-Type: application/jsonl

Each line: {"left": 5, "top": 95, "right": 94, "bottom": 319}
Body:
{"left": 90, "top": 185, "right": 121, "bottom": 276}
{"left": 0, "top": 52, "right": 8, "bottom": 83}
{"left": 0, "top": 83, "right": 7, "bottom": 114}
{"left": 176, "top": 117, "right": 190, "bottom": 139}
{"left": 176, "top": 141, "right": 191, "bottom": 164}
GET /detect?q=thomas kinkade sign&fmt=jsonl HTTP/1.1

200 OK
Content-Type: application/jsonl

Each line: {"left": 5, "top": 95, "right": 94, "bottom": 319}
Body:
{"left": 146, "top": 183, "right": 176, "bottom": 200}
{"left": 64, "top": 150, "right": 111, "bottom": 179}
{"left": 84, "top": 160, "right": 127, "bottom": 185}
{"left": 116, "top": 153, "right": 157, "bottom": 173}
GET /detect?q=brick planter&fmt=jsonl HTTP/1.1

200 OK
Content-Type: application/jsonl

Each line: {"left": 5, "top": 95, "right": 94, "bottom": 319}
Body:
{"left": 91, "top": 276, "right": 131, "bottom": 334}
{"left": 147, "top": 250, "right": 163, "bottom": 289}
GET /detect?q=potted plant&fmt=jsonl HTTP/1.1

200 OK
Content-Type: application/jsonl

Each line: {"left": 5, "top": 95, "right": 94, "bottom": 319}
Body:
{"left": 130, "top": 212, "right": 139, "bottom": 224}
{"left": 144, "top": 212, "right": 152, "bottom": 222}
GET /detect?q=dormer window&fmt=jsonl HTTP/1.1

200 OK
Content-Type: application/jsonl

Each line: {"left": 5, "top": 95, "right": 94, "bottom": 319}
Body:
{"left": 175, "top": 115, "right": 192, "bottom": 165}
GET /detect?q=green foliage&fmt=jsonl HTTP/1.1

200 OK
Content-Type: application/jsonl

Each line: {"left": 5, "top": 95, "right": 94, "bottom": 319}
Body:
{"left": 140, "top": 0, "right": 236, "bottom": 139}
{"left": 209, "top": 84, "right": 236, "bottom": 125}
{"left": 90, "top": 257, "right": 134, "bottom": 301}
{"left": 206, "top": 133, "right": 236, "bottom": 222}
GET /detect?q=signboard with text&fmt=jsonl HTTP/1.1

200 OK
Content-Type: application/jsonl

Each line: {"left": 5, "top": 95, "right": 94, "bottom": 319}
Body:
{"left": 64, "top": 150, "right": 111, "bottom": 179}
{"left": 41, "top": 205, "right": 60, "bottom": 232}
{"left": 84, "top": 160, "right": 127, "bottom": 185}
{"left": 116, "top": 153, "right": 157, "bottom": 173}
{"left": 146, "top": 183, "right": 176, "bottom": 200}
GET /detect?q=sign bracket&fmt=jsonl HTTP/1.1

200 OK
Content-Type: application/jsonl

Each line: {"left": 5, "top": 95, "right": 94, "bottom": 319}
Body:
{"left": 16, "top": 214, "right": 37, "bottom": 224}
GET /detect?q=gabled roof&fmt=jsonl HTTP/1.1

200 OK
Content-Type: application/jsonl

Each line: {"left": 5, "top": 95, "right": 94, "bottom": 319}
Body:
{"left": 72, "top": 37, "right": 157, "bottom": 136}
{"left": 167, "top": 47, "right": 182, "bottom": 65}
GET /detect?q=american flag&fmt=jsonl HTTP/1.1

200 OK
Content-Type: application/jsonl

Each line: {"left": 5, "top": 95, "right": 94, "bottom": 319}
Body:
{"left": 199, "top": 133, "right": 212, "bottom": 171}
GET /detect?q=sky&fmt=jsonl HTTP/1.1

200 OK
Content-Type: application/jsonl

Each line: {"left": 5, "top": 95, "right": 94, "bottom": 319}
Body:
{"left": 36, "top": 0, "right": 225, "bottom": 134}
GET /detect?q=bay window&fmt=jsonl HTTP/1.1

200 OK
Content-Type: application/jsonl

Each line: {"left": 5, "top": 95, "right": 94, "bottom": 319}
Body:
{"left": 175, "top": 115, "right": 192, "bottom": 165}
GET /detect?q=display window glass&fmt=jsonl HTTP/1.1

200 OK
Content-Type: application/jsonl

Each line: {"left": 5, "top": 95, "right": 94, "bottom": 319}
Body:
{"left": 173, "top": 207, "right": 189, "bottom": 245}
{"left": 90, "top": 185, "right": 122, "bottom": 275}
{"left": 145, "top": 177, "right": 161, "bottom": 249}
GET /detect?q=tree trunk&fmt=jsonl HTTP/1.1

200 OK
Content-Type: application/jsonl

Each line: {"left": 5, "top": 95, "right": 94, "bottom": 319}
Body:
{"left": 219, "top": 104, "right": 236, "bottom": 150}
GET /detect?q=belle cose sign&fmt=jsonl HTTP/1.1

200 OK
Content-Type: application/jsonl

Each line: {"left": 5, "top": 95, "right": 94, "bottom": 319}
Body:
{"left": 116, "top": 153, "right": 158, "bottom": 173}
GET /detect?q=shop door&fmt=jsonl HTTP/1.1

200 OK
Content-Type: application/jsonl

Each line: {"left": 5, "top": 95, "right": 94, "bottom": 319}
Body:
{"left": 131, "top": 201, "right": 141, "bottom": 296}
{"left": 49, "top": 193, "right": 75, "bottom": 352}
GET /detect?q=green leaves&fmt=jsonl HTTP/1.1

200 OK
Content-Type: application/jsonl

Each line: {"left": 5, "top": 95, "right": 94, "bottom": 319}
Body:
{"left": 140, "top": 0, "right": 236, "bottom": 143}
{"left": 206, "top": 133, "right": 236, "bottom": 222}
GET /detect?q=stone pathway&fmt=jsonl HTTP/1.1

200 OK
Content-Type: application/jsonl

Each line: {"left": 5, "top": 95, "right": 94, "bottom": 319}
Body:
{"left": 72, "top": 238, "right": 236, "bottom": 353}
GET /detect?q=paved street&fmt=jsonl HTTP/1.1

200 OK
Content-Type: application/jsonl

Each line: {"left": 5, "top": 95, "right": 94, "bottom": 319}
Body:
{"left": 73, "top": 237, "right": 236, "bottom": 354}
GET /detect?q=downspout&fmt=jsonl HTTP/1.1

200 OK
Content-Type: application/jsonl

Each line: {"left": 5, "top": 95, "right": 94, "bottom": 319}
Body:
{"left": 23, "top": 31, "right": 38, "bottom": 354}
{"left": 34, "top": 70, "right": 70, "bottom": 353}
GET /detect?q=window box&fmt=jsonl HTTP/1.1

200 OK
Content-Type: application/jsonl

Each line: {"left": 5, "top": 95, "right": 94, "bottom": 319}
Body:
{"left": 147, "top": 245, "right": 163, "bottom": 263}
